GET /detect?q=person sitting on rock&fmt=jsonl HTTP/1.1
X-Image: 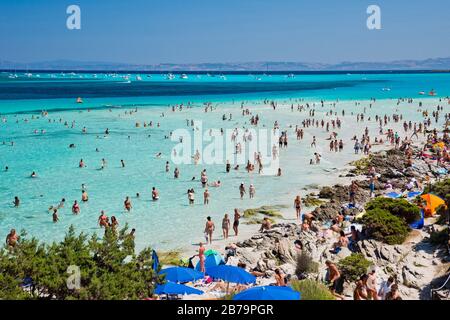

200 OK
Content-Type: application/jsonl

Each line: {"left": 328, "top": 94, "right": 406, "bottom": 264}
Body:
{"left": 330, "top": 230, "right": 349, "bottom": 254}
{"left": 259, "top": 217, "right": 271, "bottom": 232}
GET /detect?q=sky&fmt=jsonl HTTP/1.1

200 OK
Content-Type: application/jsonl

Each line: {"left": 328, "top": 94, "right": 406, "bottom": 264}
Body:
{"left": 1, "top": 0, "right": 450, "bottom": 64}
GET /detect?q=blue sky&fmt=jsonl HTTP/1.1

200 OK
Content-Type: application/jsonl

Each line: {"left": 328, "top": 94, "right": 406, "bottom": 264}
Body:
{"left": 1, "top": 0, "right": 449, "bottom": 64}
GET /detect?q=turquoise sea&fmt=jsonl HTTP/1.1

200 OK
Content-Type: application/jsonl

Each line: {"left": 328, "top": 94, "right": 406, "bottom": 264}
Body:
{"left": 0, "top": 71, "right": 449, "bottom": 251}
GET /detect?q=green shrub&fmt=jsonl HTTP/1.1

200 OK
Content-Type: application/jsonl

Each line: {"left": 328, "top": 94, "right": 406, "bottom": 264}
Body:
{"left": 423, "top": 179, "right": 450, "bottom": 199}
{"left": 365, "top": 198, "right": 421, "bottom": 224}
{"left": 338, "top": 253, "right": 372, "bottom": 282}
{"left": 435, "top": 205, "right": 449, "bottom": 225}
{"left": 359, "top": 208, "right": 410, "bottom": 245}
{"left": 429, "top": 227, "right": 449, "bottom": 246}
{"left": 291, "top": 279, "right": 335, "bottom": 300}
{"left": 295, "top": 253, "right": 319, "bottom": 276}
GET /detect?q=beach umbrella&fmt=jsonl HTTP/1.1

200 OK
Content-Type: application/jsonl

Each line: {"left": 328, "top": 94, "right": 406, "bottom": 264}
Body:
{"left": 154, "top": 281, "right": 203, "bottom": 295}
{"left": 205, "top": 265, "right": 256, "bottom": 285}
{"left": 233, "top": 286, "right": 301, "bottom": 301}
{"left": 159, "top": 267, "right": 204, "bottom": 283}
{"left": 195, "top": 253, "right": 225, "bottom": 271}
{"left": 409, "top": 210, "right": 424, "bottom": 230}
{"left": 421, "top": 194, "right": 446, "bottom": 216}
{"left": 151, "top": 250, "right": 160, "bottom": 271}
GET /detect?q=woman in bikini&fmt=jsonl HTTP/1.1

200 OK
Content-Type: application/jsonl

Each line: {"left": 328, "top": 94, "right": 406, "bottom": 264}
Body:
{"left": 233, "top": 209, "right": 241, "bottom": 236}
{"left": 222, "top": 214, "right": 231, "bottom": 239}
{"left": 124, "top": 196, "right": 132, "bottom": 211}
{"left": 98, "top": 211, "right": 109, "bottom": 228}
{"left": 152, "top": 187, "right": 159, "bottom": 200}
{"left": 204, "top": 216, "right": 215, "bottom": 244}
{"left": 6, "top": 229, "right": 19, "bottom": 248}
{"left": 198, "top": 242, "right": 206, "bottom": 273}
{"left": 72, "top": 200, "right": 80, "bottom": 214}
{"left": 294, "top": 195, "right": 302, "bottom": 221}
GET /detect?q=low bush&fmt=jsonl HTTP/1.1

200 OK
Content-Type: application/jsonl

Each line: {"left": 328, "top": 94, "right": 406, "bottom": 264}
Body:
{"left": 338, "top": 253, "right": 372, "bottom": 282}
{"left": 423, "top": 179, "right": 450, "bottom": 200}
{"left": 359, "top": 208, "right": 410, "bottom": 245}
{"left": 429, "top": 227, "right": 449, "bottom": 246}
{"left": 295, "top": 253, "right": 319, "bottom": 277}
{"left": 365, "top": 197, "right": 421, "bottom": 224}
{"left": 290, "top": 279, "right": 335, "bottom": 300}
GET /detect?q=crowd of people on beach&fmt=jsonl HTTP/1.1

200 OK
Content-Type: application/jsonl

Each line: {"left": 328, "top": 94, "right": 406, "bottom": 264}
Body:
{"left": 2, "top": 93, "right": 450, "bottom": 299}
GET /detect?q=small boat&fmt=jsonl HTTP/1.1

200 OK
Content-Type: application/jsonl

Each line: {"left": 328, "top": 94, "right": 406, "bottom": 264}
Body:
{"left": 136, "top": 75, "right": 142, "bottom": 81}
{"left": 166, "top": 73, "right": 175, "bottom": 80}
{"left": 419, "top": 91, "right": 425, "bottom": 95}
{"left": 429, "top": 89, "right": 437, "bottom": 96}
{"left": 219, "top": 74, "right": 227, "bottom": 80}
{"left": 382, "top": 88, "right": 391, "bottom": 91}
{"left": 286, "top": 73, "right": 295, "bottom": 78}
{"left": 180, "top": 74, "right": 188, "bottom": 79}
{"left": 76, "top": 97, "right": 83, "bottom": 104}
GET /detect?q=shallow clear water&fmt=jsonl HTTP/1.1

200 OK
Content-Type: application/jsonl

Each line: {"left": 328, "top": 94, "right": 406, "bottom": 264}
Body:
{"left": 0, "top": 71, "right": 449, "bottom": 251}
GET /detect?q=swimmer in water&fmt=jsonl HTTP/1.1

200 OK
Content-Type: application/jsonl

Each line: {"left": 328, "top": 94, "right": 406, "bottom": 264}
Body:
{"left": 152, "top": 187, "right": 159, "bottom": 200}
{"left": 30, "top": 171, "right": 37, "bottom": 178}
{"left": 98, "top": 211, "right": 108, "bottom": 228}
{"left": 124, "top": 196, "right": 132, "bottom": 211}
{"left": 81, "top": 190, "right": 88, "bottom": 202}
{"left": 72, "top": 200, "right": 80, "bottom": 214}
{"left": 203, "top": 188, "right": 210, "bottom": 204}
{"left": 249, "top": 184, "right": 255, "bottom": 198}
{"left": 209, "top": 180, "right": 221, "bottom": 187}
{"left": 52, "top": 208, "right": 59, "bottom": 223}
{"left": 239, "top": 183, "right": 246, "bottom": 199}
{"left": 13, "top": 196, "right": 20, "bottom": 207}
{"left": 58, "top": 198, "right": 66, "bottom": 209}
{"left": 155, "top": 152, "right": 162, "bottom": 158}
{"left": 121, "top": 160, "right": 125, "bottom": 168}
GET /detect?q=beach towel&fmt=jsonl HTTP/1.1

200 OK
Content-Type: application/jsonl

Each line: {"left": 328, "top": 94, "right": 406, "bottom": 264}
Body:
{"left": 385, "top": 192, "right": 402, "bottom": 199}
{"left": 407, "top": 191, "right": 422, "bottom": 198}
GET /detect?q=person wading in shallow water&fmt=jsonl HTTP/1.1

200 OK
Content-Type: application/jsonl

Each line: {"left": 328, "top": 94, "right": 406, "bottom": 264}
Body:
{"left": 204, "top": 216, "right": 215, "bottom": 244}
{"left": 233, "top": 209, "right": 241, "bottom": 236}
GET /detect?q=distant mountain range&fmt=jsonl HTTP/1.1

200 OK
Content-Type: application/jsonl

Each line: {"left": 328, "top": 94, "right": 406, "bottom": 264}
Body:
{"left": 1, "top": 57, "right": 450, "bottom": 72}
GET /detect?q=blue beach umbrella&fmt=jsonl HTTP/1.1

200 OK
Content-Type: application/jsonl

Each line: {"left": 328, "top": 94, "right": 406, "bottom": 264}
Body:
{"left": 195, "top": 253, "right": 225, "bottom": 271}
{"left": 159, "top": 267, "right": 204, "bottom": 283}
{"left": 205, "top": 265, "right": 256, "bottom": 284}
{"left": 151, "top": 250, "right": 160, "bottom": 271}
{"left": 233, "top": 286, "right": 301, "bottom": 300}
{"left": 154, "top": 281, "right": 203, "bottom": 295}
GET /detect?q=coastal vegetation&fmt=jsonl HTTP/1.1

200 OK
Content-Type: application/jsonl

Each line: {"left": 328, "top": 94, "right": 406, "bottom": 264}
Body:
{"left": 358, "top": 197, "right": 423, "bottom": 245}
{"left": 349, "top": 156, "right": 372, "bottom": 175}
{"left": 243, "top": 206, "right": 284, "bottom": 218}
{"left": 338, "top": 253, "right": 372, "bottom": 282}
{"left": 359, "top": 208, "right": 410, "bottom": 245}
{"left": 0, "top": 225, "right": 161, "bottom": 300}
{"left": 291, "top": 279, "right": 335, "bottom": 300}
{"left": 302, "top": 195, "right": 325, "bottom": 207}
{"left": 365, "top": 197, "right": 421, "bottom": 224}
{"left": 295, "top": 252, "right": 319, "bottom": 277}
